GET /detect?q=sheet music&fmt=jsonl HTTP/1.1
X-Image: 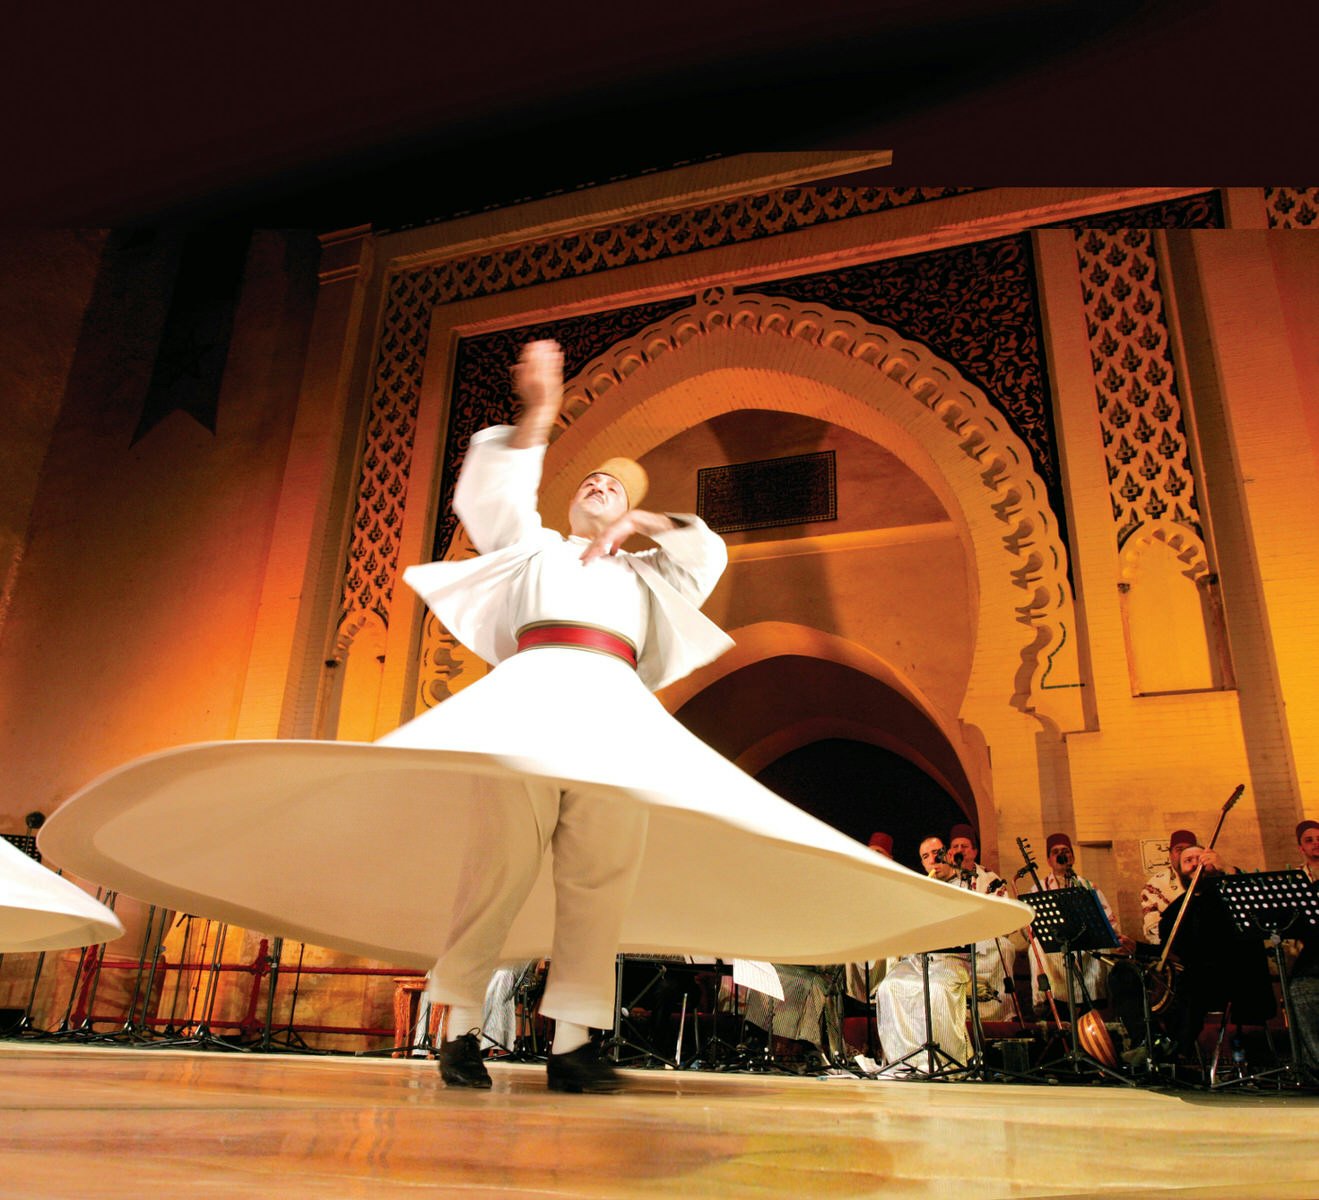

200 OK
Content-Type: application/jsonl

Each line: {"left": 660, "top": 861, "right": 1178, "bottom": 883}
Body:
{"left": 733, "top": 958, "right": 783, "bottom": 1000}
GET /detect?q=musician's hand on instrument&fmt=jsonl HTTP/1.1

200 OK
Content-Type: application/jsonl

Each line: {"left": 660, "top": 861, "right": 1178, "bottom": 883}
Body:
{"left": 1199, "top": 848, "right": 1228, "bottom": 875}
{"left": 928, "top": 861, "right": 958, "bottom": 882}
{"left": 1117, "top": 934, "right": 1137, "bottom": 955}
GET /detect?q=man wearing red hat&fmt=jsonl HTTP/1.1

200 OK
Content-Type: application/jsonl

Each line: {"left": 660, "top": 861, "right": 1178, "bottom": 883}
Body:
{"left": 1138, "top": 828, "right": 1198, "bottom": 944}
{"left": 867, "top": 831, "right": 894, "bottom": 858}
{"left": 946, "top": 823, "right": 1020, "bottom": 1022}
{"left": 874, "top": 836, "right": 973, "bottom": 1071}
{"left": 1023, "top": 834, "right": 1128, "bottom": 1015}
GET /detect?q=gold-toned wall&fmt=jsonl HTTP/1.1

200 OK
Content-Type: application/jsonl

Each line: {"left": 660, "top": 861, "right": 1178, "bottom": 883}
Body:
{"left": 4, "top": 174, "right": 1317, "bottom": 1042}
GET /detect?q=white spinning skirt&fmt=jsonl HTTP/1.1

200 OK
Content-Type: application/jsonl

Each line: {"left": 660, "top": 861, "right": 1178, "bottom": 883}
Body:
{"left": 0, "top": 836, "right": 124, "bottom": 953}
{"left": 39, "top": 648, "right": 1030, "bottom": 968}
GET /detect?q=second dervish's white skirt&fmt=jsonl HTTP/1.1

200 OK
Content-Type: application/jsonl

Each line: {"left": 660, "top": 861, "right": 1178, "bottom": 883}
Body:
{"left": 39, "top": 648, "right": 1029, "bottom": 968}
{"left": 0, "top": 836, "right": 124, "bottom": 953}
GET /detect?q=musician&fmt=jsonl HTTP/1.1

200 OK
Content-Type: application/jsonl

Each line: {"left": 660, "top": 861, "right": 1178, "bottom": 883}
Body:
{"left": 1289, "top": 820, "right": 1319, "bottom": 1069}
{"left": 1298, "top": 818, "right": 1319, "bottom": 885}
{"left": 1139, "top": 828, "right": 1198, "bottom": 944}
{"left": 874, "top": 836, "right": 972, "bottom": 1070}
{"left": 1157, "top": 843, "right": 1275, "bottom": 1061}
{"left": 947, "top": 823, "right": 1019, "bottom": 1022}
{"left": 742, "top": 963, "right": 845, "bottom": 1068}
{"left": 1023, "top": 834, "right": 1130, "bottom": 1015}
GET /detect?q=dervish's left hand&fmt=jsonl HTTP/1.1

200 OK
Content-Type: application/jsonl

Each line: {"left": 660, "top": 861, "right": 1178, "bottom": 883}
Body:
{"left": 580, "top": 509, "right": 678, "bottom": 563}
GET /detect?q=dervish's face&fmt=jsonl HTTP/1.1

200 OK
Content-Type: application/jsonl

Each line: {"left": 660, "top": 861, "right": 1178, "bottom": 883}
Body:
{"left": 1300, "top": 828, "right": 1319, "bottom": 864}
{"left": 948, "top": 836, "right": 977, "bottom": 867}
{"left": 919, "top": 839, "right": 946, "bottom": 872}
{"left": 568, "top": 472, "right": 628, "bottom": 536}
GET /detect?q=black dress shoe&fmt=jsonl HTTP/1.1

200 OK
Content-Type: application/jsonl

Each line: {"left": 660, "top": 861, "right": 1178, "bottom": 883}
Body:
{"left": 546, "top": 1042, "right": 622, "bottom": 1093}
{"left": 438, "top": 1032, "right": 492, "bottom": 1089}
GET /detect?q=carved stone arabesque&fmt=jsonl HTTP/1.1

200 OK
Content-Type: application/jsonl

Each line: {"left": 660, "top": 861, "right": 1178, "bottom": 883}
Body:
{"left": 415, "top": 289, "right": 1076, "bottom": 716}
{"left": 336, "top": 187, "right": 975, "bottom": 634}
{"left": 1074, "top": 228, "right": 1204, "bottom": 549}
{"left": 1264, "top": 187, "right": 1319, "bottom": 228}
{"left": 1117, "top": 520, "right": 1211, "bottom": 583}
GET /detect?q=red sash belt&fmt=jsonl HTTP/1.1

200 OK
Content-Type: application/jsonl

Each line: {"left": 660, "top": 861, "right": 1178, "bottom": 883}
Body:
{"left": 515, "top": 623, "right": 638, "bottom": 669}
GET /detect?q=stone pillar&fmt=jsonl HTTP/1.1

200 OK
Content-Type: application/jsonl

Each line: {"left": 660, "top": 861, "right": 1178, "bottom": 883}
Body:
{"left": 235, "top": 226, "right": 375, "bottom": 740}
{"left": 1164, "top": 230, "right": 1319, "bottom": 858}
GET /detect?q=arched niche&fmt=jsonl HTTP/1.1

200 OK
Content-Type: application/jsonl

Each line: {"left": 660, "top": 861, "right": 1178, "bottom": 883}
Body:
{"left": 413, "top": 289, "right": 1082, "bottom": 837}
{"left": 320, "top": 609, "right": 388, "bottom": 741}
{"left": 1118, "top": 520, "right": 1233, "bottom": 695}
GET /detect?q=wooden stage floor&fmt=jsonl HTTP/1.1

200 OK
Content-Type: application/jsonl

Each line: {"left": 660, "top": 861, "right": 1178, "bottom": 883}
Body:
{"left": 2, "top": 1043, "right": 1316, "bottom": 1198}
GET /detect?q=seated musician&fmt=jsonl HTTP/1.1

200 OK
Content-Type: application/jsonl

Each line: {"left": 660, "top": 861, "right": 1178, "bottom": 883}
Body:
{"left": 1156, "top": 843, "right": 1275, "bottom": 1063}
{"left": 1139, "top": 828, "right": 1197, "bottom": 944}
{"left": 874, "top": 836, "right": 972, "bottom": 1070}
{"left": 1023, "top": 833, "right": 1132, "bottom": 1017}
{"left": 1299, "top": 818, "right": 1319, "bottom": 886}
{"left": 1288, "top": 820, "right": 1319, "bottom": 1070}
{"left": 742, "top": 963, "right": 845, "bottom": 1068}
{"left": 947, "top": 823, "right": 1021, "bottom": 1023}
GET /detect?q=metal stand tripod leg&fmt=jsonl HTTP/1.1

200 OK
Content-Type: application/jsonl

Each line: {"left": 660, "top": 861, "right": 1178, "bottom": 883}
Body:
{"left": 872, "top": 953, "right": 968, "bottom": 1080}
{"left": 601, "top": 956, "right": 678, "bottom": 1069}
{"left": 1034, "top": 945, "right": 1133, "bottom": 1085}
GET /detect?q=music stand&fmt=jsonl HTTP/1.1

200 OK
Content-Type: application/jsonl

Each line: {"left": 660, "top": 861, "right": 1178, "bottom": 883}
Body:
{"left": 1214, "top": 871, "right": 1319, "bottom": 1089}
{"left": 602, "top": 956, "right": 679, "bottom": 1069}
{"left": 1020, "top": 888, "right": 1130, "bottom": 1084}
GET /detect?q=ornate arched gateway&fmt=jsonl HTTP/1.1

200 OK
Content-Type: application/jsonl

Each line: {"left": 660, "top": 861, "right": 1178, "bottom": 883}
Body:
{"left": 409, "top": 289, "right": 1084, "bottom": 859}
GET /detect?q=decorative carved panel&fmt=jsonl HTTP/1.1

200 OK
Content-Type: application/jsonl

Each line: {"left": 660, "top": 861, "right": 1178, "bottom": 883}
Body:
{"left": 337, "top": 186, "right": 975, "bottom": 629}
{"left": 697, "top": 451, "right": 837, "bottom": 534}
{"left": 740, "top": 235, "right": 1067, "bottom": 539}
{"left": 1264, "top": 187, "right": 1319, "bottom": 228}
{"left": 416, "top": 290, "right": 1080, "bottom": 716}
{"left": 1046, "top": 191, "right": 1224, "bottom": 233}
{"left": 1074, "top": 228, "right": 1203, "bottom": 548}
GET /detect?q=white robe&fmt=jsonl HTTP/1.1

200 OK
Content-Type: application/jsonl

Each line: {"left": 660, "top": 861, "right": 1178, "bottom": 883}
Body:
{"left": 39, "top": 429, "right": 1031, "bottom": 994}
{"left": 0, "top": 837, "right": 123, "bottom": 953}
{"left": 876, "top": 951, "right": 971, "bottom": 1071}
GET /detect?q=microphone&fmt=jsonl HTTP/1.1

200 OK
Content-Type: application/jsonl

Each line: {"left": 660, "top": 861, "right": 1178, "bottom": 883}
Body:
{"left": 952, "top": 851, "right": 964, "bottom": 865}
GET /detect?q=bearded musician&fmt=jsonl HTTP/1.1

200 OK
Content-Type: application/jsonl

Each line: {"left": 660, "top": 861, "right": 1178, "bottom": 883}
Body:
{"left": 1154, "top": 843, "right": 1275, "bottom": 1062}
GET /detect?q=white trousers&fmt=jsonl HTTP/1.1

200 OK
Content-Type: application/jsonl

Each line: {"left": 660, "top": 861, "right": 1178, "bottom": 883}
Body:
{"left": 876, "top": 953, "right": 971, "bottom": 1069}
{"left": 427, "top": 777, "right": 647, "bottom": 1031}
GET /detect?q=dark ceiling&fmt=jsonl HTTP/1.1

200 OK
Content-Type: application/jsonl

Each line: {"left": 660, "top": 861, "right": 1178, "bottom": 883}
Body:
{"left": 5, "top": 0, "right": 1305, "bottom": 231}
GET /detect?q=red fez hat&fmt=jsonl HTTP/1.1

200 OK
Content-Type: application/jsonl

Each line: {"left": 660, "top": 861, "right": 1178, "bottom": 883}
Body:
{"left": 868, "top": 831, "right": 894, "bottom": 857}
{"left": 1045, "top": 832, "right": 1072, "bottom": 854}
{"left": 948, "top": 823, "right": 976, "bottom": 844}
{"left": 1168, "top": 829, "right": 1197, "bottom": 854}
{"left": 1297, "top": 820, "right": 1319, "bottom": 842}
